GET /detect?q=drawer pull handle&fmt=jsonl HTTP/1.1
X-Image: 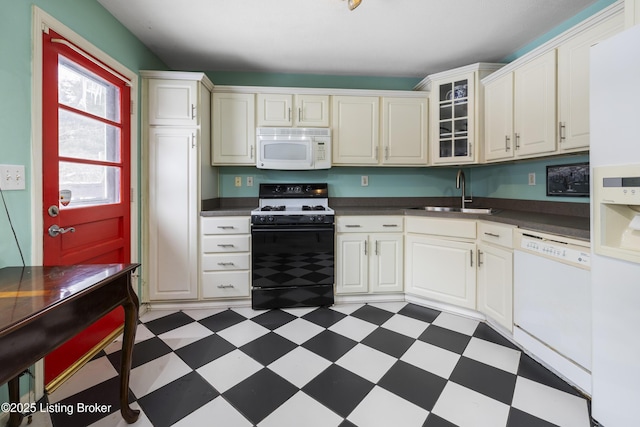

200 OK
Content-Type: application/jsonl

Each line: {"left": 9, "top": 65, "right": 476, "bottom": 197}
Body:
{"left": 478, "top": 250, "right": 484, "bottom": 266}
{"left": 217, "top": 226, "right": 235, "bottom": 230}
{"left": 383, "top": 224, "right": 398, "bottom": 227}
{"left": 484, "top": 232, "right": 500, "bottom": 238}
{"left": 345, "top": 224, "right": 361, "bottom": 228}
{"left": 217, "top": 262, "right": 235, "bottom": 266}
{"left": 217, "top": 244, "right": 235, "bottom": 248}
{"left": 217, "top": 284, "right": 235, "bottom": 289}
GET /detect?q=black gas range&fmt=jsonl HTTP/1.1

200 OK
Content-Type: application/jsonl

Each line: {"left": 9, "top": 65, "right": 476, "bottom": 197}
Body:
{"left": 250, "top": 183, "right": 335, "bottom": 310}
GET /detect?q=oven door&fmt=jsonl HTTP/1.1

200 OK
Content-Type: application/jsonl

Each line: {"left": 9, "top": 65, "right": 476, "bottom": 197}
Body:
{"left": 251, "top": 226, "right": 334, "bottom": 289}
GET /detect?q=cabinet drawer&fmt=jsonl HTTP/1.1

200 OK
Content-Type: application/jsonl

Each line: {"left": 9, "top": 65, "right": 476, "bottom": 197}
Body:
{"left": 201, "top": 271, "right": 250, "bottom": 298}
{"left": 406, "top": 217, "right": 476, "bottom": 239}
{"left": 336, "top": 216, "right": 403, "bottom": 233}
{"left": 202, "top": 253, "right": 250, "bottom": 271}
{"left": 478, "top": 221, "right": 514, "bottom": 248}
{"left": 201, "top": 217, "right": 250, "bottom": 234}
{"left": 202, "top": 235, "right": 250, "bottom": 253}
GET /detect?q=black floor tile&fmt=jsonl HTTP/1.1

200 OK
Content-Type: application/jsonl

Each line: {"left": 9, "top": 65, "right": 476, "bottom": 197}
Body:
{"left": 361, "top": 327, "right": 415, "bottom": 358}
{"left": 198, "top": 309, "right": 246, "bottom": 332}
{"left": 301, "top": 330, "right": 358, "bottom": 362}
{"left": 49, "top": 376, "right": 134, "bottom": 427}
{"left": 398, "top": 303, "right": 441, "bottom": 323}
{"left": 137, "top": 371, "right": 217, "bottom": 427}
{"left": 449, "top": 356, "right": 517, "bottom": 405}
{"left": 351, "top": 304, "right": 395, "bottom": 325}
{"left": 302, "top": 307, "right": 347, "bottom": 328}
{"left": 507, "top": 407, "right": 558, "bottom": 427}
{"left": 339, "top": 419, "right": 358, "bottom": 427}
{"left": 251, "top": 309, "right": 297, "bottom": 330}
{"left": 418, "top": 324, "right": 472, "bottom": 354}
{"left": 302, "top": 364, "right": 375, "bottom": 418}
{"left": 107, "top": 336, "right": 172, "bottom": 372}
{"left": 378, "top": 361, "right": 447, "bottom": 411}
{"left": 223, "top": 368, "right": 298, "bottom": 425}
{"left": 144, "top": 311, "right": 194, "bottom": 335}
{"left": 423, "top": 413, "right": 459, "bottom": 427}
{"left": 517, "top": 353, "right": 582, "bottom": 396}
{"left": 473, "top": 322, "right": 519, "bottom": 350}
{"left": 239, "top": 332, "right": 297, "bottom": 365}
{"left": 174, "top": 334, "right": 236, "bottom": 369}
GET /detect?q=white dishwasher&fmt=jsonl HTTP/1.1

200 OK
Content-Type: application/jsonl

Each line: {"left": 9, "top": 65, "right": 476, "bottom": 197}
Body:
{"left": 513, "top": 229, "right": 592, "bottom": 394}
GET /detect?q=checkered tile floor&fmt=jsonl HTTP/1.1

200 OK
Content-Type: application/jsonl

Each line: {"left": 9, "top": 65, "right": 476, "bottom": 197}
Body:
{"left": 43, "top": 302, "right": 592, "bottom": 427}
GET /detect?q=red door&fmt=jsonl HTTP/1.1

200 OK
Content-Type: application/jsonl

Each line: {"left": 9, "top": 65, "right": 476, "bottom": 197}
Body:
{"left": 41, "top": 29, "right": 132, "bottom": 387}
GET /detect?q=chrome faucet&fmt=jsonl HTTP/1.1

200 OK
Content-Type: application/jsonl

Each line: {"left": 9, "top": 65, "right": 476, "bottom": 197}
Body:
{"left": 456, "top": 169, "right": 473, "bottom": 209}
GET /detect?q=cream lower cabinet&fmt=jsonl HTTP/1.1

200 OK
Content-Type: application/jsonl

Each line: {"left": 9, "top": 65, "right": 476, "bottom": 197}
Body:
{"left": 336, "top": 216, "right": 403, "bottom": 294}
{"left": 476, "top": 221, "right": 515, "bottom": 331}
{"left": 200, "top": 217, "right": 251, "bottom": 299}
{"left": 405, "top": 217, "right": 476, "bottom": 309}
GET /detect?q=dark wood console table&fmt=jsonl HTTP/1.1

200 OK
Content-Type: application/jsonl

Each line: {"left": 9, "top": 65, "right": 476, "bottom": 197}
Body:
{"left": 0, "top": 264, "right": 140, "bottom": 426}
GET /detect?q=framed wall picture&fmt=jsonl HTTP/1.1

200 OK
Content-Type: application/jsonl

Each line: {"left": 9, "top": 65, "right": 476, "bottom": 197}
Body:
{"left": 546, "top": 162, "right": 590, "bottom": 197}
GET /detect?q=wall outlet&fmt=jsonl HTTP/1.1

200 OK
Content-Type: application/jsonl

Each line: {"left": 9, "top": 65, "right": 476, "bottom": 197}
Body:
{"left": 361, "top": 176, "right": 369, "bottom": 186}
{"left": 234, "top": 176, "right": 242, "bottom": 187}
{"left": 0, "top": 164, "right": 26, "bottom": 190}
{"left": 246, "top": 176, "right": 254, "bottom": 187}
{"left": 528, "top": 172, "right": 536, "bottom": 186}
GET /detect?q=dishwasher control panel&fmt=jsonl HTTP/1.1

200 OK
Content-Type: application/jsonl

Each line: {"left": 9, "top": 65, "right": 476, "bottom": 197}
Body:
{"left": 520, "top": 235, "right": 591, "bottom": 268}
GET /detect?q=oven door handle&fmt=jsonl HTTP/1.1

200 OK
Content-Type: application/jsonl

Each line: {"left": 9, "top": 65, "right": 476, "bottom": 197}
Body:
{"left": 251, "top": 227, "right": 334, "bottom": 233}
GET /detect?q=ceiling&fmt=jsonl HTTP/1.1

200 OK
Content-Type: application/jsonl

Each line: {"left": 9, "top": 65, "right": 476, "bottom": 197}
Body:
{"left": 97, "top": 0, "right": 600, "bottom": 79}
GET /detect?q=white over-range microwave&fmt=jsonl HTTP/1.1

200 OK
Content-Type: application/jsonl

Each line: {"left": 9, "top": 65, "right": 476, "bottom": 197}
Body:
{"left": 256, "top": 127, "right": 331, "bottom": 170}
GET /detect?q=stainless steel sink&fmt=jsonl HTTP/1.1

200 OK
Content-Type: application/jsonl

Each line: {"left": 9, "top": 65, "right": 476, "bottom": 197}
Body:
{"left": 410, "top": 206, "right": 495, "bottom": 214}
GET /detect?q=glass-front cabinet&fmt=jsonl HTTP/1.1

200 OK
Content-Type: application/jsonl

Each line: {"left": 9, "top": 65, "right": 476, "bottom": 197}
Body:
{"left": 417, "top": 63, "right": 504, "bottom": 165}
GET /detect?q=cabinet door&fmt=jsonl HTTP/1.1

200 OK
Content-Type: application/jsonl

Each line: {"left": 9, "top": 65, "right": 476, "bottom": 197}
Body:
{"left": 484, "top": 73, "right": 515, "bottom": 161}
{"left": 405, "top": 235, "right": 476, "bottom": 309}
{"left": 626, "top": 0, "right": 640, "bottom": 27}
{"left": 477, "top": 243, "right": 513, "bottom": 331}
{"left": 256, "top": 94, "right": 293, "bottom": 126}
{"left": 513, "top": 50, "right": 557, "bottom": 157}
{"left": 557, "top": 13, "right": 624, "bottom": 152}
{"left": 297, "top": 95, "right": 330, "bottom": 127}
{"left": 336, "top": 234, "right": 368, "bottom": 294}
{"left": 431, "top": 74, "right": 475, "bottom": 164}
{"left": 148, "top": 79, "right": 199, "bottom": 126}
{"left": 382, "top": 97, "right": 428, "bottom": 165}
{"left": 332, "top": 96, "right": 379, "bottom": 164}
{"left": 370, "top": 233, "right": 404, "bottom": 293}
{"left": 148, "top": 127, "right": 198, "bottom": 300}
{"left": 212, "top": 93, "right": 256, "bottom": 165}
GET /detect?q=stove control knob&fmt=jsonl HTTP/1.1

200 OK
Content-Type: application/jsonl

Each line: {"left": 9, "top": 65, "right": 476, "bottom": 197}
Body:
{"left": 259, "top": 217, "right": 266, "bottom": 223}
{"left": 309, "top": 216, "right": 316, "bottom": 222}
{"left": 317, "top": 215, "right": 324, "bottom": 222}
{"left": 268, "top": 216, "right": 275, "bottom": 222}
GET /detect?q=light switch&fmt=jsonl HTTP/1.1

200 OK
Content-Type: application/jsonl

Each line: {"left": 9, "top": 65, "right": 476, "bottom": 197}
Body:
{"left": 0, "top": 164, "right": 26, "bottom": 190}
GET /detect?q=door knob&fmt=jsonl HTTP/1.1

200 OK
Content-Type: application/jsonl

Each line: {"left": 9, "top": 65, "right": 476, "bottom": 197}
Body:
{"left": 48, "top": 224, "right": 76, "bottom": 237}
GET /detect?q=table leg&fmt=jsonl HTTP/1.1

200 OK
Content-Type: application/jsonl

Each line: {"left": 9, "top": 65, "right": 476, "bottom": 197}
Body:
{"left": 119, "top": 273, "right": 140, "bottom": 424}
{"left": 7, "top": 376, "right": 23, "bottom": 427}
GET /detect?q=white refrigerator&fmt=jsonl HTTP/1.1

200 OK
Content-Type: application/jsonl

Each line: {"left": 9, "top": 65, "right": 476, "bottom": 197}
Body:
{"left": 590, "top": 24, "right": 640, "bottom": 426}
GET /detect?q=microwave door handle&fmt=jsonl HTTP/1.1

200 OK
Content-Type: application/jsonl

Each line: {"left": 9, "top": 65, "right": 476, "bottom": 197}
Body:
{"left": 309, "top": 139, "right": 314, "bottom": 168}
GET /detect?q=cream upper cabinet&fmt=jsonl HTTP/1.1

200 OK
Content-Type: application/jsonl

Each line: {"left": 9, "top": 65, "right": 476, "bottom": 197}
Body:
{"left": 212, "top": 92, "right": 256, "bottom": 165}
{"left": 148, "top": 78, "right": 200, "bottom": 127}
{"left": 484, "top": 73, "right": 515, "bottom": 161}
{"left": 381, "top": 97, "right": 428, "bottom": 165}
{"left": 557, "top": 12, "right": 624, "bottom": 152}
{"left": 332, "top": 96, "right": 380, "bottom": 165}
{"left": 256, "top": 94, "right": 329, "bottom": 127}
{"left": 626, "top": 0, "right": 640, "bottom": 27}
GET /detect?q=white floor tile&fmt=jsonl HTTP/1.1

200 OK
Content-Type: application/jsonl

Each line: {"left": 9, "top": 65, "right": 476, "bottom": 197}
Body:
{"left": 512, "top": 376, "right": 591, "bottom": 427}
{"left": 329, "top": 303, "right": 365, "bottom": 315}
{"left": 181, "top": 307, "right": 227, "bottom": 321}
{"left": 381, "top": 314, "right": 430, "bottom": 338}
{"left": 347, "top": 386, "right": 429, "bottom": 427}
{"left": 431, "top": 312, "right": 479, "bottom": 336}
{"left": 281, "top": 306, "right": 318, "bottom": 317}
{"left": 48, "top": 357, "right": 119, "bottom": 403}
{"left": 128, "top": 353, "right": 192, "bottom": 398}
{"left": 368, "top": 301, "right": 408, "bottom": 313}
{"left": 231, "top": 306, "right": 262, "bottom": 319}
{"left": 258, "top": 391, "right": 343, "bottom": 427}
{"left": 431, "top": 381, "right": 510, "bottom": 427}
{"left": 400, "top": 341, "right": 460, "bottom": 379}
{"left": 328, "top": 316, "right": 378, "bottom": 342}
{"left": 336, "top": 344, "right": 397, "bottom": 383}
{"left": 273, "top": 318, "right": 324, "bottom": 345}
{"left": 196, "top": 349, "right": 262, "bottom": 393}
{"left": 87, "top": 402, "right": 152, "bottom": 427}
{"left": 268, "top": 347, "right": 332, "bottom": 388}
{"left": 139, "top": 309, "right": 179, "bottom": 323}
{"left": 216, "top": 319, "right": 270, "bottom": 347}
{"left": 463, "top": 337, "right": 521, "bottom": 374}
{"left": 157, "top": 321, "right": 214, "bottom": 350}
{"left": 172, "top": 396, "right": 252, "bottom": 427}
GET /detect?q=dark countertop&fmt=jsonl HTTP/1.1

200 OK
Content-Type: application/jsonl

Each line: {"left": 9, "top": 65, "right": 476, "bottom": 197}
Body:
{"left": 200, "top": 199, "right": 590, "bottom": 242}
